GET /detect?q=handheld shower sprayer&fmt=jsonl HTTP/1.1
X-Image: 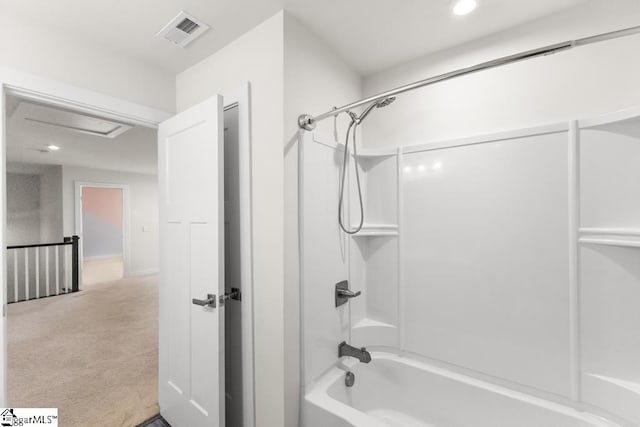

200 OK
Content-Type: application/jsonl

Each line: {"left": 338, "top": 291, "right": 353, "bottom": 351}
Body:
{"left": 338, "top": 97, "right": 396, "bottom": 234}
{"left": 349, "top": 97, "right": 396, "bottom": 125}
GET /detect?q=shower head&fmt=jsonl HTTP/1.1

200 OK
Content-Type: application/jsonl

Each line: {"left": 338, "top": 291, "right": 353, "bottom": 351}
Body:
{"left": 352, "top": 96, "right": 396, "bottom": 124}
{"left": 376, "top": 96, "right": 396, "bottom": 108}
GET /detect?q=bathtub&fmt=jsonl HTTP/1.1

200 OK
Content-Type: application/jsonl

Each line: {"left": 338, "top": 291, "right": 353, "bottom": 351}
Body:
{"left": 303, "top": 352, "right": 619, "bottom": 427}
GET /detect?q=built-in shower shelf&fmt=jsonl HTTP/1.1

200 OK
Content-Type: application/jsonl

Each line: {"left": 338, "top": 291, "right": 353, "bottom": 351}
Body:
{"left": 582, "top": 372, "right": 640, "bottom": 424}
{"left": 352, "top": 224, "right": 399, "bottom": 237}
{"left": 586, "top": 373, "right": 640, "bottom": 395}
{"left": 579, "top": 228, "right": 640, "bottom": 249}
{"left": 356, "top": 148, "right": 397, "bottom": 158}
{"left": 351, "top": 317, "right": 398, "bottom": 348}
{"left": 580, "top": 111, "right": 640, "bottom": 139}
{"left": 355, "top": 150, "right": 397, "bottom": 170}
{"left": 353, "top": 318, "right": 396, "bottom": 329}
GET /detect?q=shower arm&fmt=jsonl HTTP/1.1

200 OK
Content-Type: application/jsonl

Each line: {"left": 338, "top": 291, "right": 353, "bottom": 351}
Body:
{"left": 298, "top": 24, "right": 640, "bottom": 131}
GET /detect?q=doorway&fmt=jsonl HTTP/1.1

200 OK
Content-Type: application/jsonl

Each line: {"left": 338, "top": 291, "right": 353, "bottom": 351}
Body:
{"left": 0, "top": 74, "right": 255, "bottom": 427}
{"left": 5, "top": 93, "right": 160, "bottom": 426}
{"left": 76, "top": 184, "right": 127, "bottom": 286}
{"left": 224, "top": 104, "right": 243, "bottom": 427}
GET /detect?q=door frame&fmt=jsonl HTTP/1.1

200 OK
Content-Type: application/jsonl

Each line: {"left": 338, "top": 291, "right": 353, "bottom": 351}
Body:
{"left": 74, "top": 181, "right": 130, "bottom": 287}
{"left": 0, "top": 68, "right": 256, "bottom": 426}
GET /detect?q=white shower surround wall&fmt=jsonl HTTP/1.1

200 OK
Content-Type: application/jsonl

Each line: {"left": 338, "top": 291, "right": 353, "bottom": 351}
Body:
{"left": 299, "top": 106, "right": 640, "bottom": 427}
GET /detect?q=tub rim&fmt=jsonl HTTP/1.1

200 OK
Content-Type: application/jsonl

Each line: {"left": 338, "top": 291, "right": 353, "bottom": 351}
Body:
{"left": 304, "top": 351, "right": 619, "bottom": 427}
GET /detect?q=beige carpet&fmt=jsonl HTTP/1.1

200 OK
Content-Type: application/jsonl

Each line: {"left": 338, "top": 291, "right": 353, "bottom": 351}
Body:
{"left": 8, "top": 275, "right": 159, "bottom": 427}
{"left": 83, "top": 257, "right": 124, "bottom": 286}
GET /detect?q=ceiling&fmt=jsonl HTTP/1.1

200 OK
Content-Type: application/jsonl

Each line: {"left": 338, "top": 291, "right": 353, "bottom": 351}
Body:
{"left": 285, "top": 0, "right": 588, "bottom": 75}
{"left": 1, "top": 0, "right": 589, "bottom": 76}
{"left": 6, "top": 96, "right": 157, "bottom": 175}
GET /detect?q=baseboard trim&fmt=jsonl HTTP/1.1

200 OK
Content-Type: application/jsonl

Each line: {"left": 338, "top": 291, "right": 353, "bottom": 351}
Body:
{"left": 125, "top": 269, "right": 158, "bottom": 278}
{"left": 84, "top": 254, "right": 123, "bottom": 261}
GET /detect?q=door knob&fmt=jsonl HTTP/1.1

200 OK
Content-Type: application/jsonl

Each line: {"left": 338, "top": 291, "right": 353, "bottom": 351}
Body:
{"left": 192, "top": 294, "right": 216, "bottom": 308}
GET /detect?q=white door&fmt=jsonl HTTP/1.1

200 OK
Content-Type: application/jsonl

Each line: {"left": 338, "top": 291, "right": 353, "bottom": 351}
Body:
{"left": 158, "top": 95, "right": 225, "bottom": 427}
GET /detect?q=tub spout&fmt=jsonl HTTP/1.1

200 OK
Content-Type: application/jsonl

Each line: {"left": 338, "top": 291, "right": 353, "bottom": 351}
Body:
{"left": 338, "top": 341, "right": 371, "bottom": 363}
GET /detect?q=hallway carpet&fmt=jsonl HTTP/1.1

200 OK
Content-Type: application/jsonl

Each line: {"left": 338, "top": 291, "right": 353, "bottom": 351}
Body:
{"left": 8, "top": 275, "right": 159, "bottom": 427}
{"left": 83, "top": 256, "right": 124, "bottom": 286}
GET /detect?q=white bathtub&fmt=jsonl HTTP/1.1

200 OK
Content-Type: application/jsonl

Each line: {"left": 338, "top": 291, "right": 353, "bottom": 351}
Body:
{"left": 303, "top": 352, "right": 619, "bottom": 427}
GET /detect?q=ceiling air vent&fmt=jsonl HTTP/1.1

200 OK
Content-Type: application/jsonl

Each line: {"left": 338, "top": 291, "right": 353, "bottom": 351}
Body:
{"left": 157, "top": 11, "right": 210, "bottom": 48}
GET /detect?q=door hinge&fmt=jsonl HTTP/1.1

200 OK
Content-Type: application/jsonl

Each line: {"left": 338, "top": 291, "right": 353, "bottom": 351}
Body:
{"left": 219, "top": 287, "right": 241, "bottom": 305}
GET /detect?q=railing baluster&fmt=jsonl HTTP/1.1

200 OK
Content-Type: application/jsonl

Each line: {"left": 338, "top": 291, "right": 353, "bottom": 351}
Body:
{"left": 45, "top": 247, "right": 50, "bottom": 297}
{"left": 6, "top": 237, "right": 80, "bottom": 303}
{"left": 72, "top": 236, "right": 79, "bottom": 292}
{"left": 64, "top": 245, "right": 69, "bottom": 293}
{"left": 13, "top": 250, "right": 18, "bottom": 303}
{"left": 35, "top": 248, "right": 40, "bottom": 299}
{"left": 55, "top": 246, "right": 60, "bottom": 295}
{"left": 24, "top": 248, "right": 29, "bottom": 301}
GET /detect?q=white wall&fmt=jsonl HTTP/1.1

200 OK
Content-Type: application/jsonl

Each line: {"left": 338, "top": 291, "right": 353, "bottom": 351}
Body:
{"left": 0, "top": 11, "right": 175, "bottom": 113}
{"left": 61, "top": 166, "right": 158, "bottom": 276}
{"left": 6, "top": 173, "right": 41, "bottom": 246}
{"left": 283, "top": 12, "right": 363, "bottom": 427}
{"left": 39, "top": 165, "right": 63, "bottom": 243}
{"left": 362, "top": 0, "right": 640, "bottom": 148}
{"left": 176, "top": 12, "right": 285, "bottom": 427}
{"left": 6, "top": 163, "right": 64, "bottom": 245}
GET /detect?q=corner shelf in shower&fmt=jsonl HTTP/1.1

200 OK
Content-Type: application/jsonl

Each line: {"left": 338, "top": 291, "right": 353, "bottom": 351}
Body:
{"left": 354, "top": 148, "right": 397, "bottom": 171}
{"left": 585, "top": 373, "right": 640, "bottom": 395}
{"left": 351, "top": 224, "right": 399, "bottom": 237}
{"left": 353, "top": 317, "right": 396, "bottom": 329}
{"left": 351, "top": 317, "right": 398, "bottom": 348}
{"left": 582, "top": 372, "right": 640, "bottom": 425}
{"left": 356, "top": 148, "right": 397, "bottom": 158}
{"left": 579, "top": 228, "right": 640, "bottom": 249}
{"left": 579, "top": 108, "right": 640, "bottom": 138}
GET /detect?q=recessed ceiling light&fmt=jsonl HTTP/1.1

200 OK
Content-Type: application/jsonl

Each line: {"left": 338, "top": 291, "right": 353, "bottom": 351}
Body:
{"left": 47, "top": 145, "right": 61, "bottom": 151}
{"left": 451, "top": 0, "right": 478, "bottom": 16}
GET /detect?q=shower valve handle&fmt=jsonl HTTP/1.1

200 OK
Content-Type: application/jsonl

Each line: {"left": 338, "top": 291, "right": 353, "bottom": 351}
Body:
{"left": 337, "top": 289, "right": 361, "bottom": 298}
{"left": 335, "top": 280, "right": 361, "bottom": 307}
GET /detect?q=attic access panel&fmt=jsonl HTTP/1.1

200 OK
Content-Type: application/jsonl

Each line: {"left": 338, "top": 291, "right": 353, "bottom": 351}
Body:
{"left": 11, "top": 101, "right": 133, "bottom": 139}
